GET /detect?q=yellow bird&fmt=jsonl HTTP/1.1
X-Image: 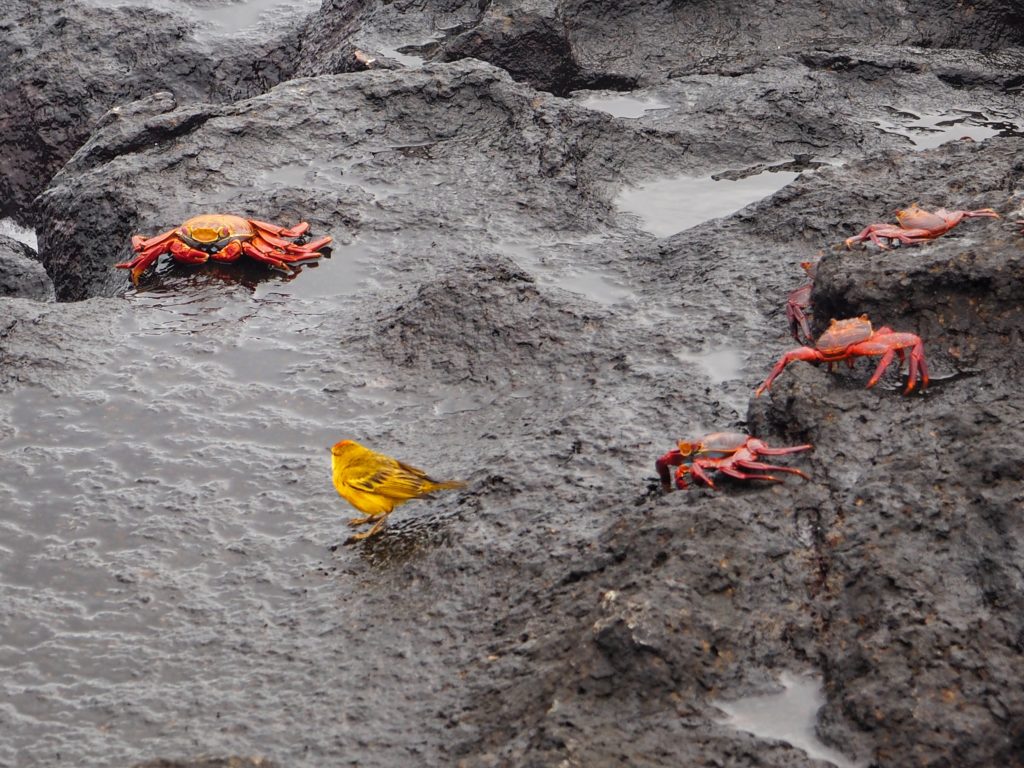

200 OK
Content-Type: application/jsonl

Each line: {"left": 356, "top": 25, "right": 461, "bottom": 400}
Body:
{"left": 330, "top": 439, "right": 466, "bottom": 542}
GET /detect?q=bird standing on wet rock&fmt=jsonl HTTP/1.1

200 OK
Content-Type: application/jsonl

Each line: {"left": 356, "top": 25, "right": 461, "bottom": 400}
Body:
{"left": 330, "top": 439, "right": 466, "bottom": 542}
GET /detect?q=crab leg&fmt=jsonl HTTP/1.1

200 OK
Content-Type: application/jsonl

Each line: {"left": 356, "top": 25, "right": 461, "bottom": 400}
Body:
{"left": 844, "top": 225, "right": 880, "bottom": 248}
{"left": 907, "top": 344, "right": 929, "bottom": 392}
{"left": 786, "top": 294, "right": 813, "bottom": 343}
{"left": 130, "top": 227, "right": 179, "bottom": 252}
{"left": 717, "top": 466, "right": 782, "bottom": 483}
{"left": 117, "top": 239, "right": 208, "bottom": 281}
{"left": 255, "top": 231, "right": 302, "bottom": 249}
{"left": 745, "top": 440, "right": 813, "bottom": 456}
{"left": 301, "top": 235, "right": 333, "bottom": 252}
{"left": 250, "top": 219, "right": 310, "bottom": 239}
{"left": 755, "top": 346, "right": 823, "bottom": 397}
{"left": 166, "top": 239, "right": 210, "bottom": 264}
{"left": 687, "top": 461, "right": 716, "bottom": 488}
{"left": 242, "top": 241, "right": 296, "bottom": 272}
{"left": 655, "top": 449, "right": 685, "bottom": 488}
{"left": 849, "top": 332, "right": 927, "bottom": 393}
{"left": 734, "top": 459, "right": 809, "bottom": 479}
{"left": 210, "top": 240, "right": 245, "bottom": 263}
{"left": 115, "top": 244, "right": 168, "bottom": 282}
{"left": 961, "top": 208, "right": 1000, "bottom": 220}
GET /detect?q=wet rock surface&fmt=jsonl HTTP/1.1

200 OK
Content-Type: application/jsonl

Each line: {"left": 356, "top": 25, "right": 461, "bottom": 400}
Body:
{"left": 3, "top": 0, "right": 1024, "bottom": 766}
{"left": 0, "top": 0, "right": 311, "bottom": 221}
{"left": 0, "top": 234, "right": 52, "bottom": 300}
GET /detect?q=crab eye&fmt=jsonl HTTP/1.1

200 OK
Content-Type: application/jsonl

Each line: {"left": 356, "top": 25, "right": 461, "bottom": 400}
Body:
{"left": 676, "top": 441, "right": 694, "bottom": 457}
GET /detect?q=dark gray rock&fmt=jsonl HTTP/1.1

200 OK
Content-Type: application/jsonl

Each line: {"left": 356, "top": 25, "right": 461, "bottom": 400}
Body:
{"left": 0, "top": 0, "right": 304, "bottom": 220}
{"left": 296, "top": 0, "right": 1024, "bottom": 93}
{"left": 5, "top": 1, "right": 1024, "bottom": 767}
{"left": 0, "top": 234, "right": 52, "bottom": 300}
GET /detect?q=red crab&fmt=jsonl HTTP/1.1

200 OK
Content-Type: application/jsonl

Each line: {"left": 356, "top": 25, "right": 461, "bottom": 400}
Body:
{"left": 116, "top": 214, "right": 332, "bottom": 282}
{"left": 844, "top": 203, "right": 998, "bottom": 249}
{"left": 785, "top": 260, "right": 817, "bottom": 343}
{"left": 655, "top": 431, "right": 812, "bottom": 490}
{"left": 756, "top": 315, "right": 929, "bottom": 397}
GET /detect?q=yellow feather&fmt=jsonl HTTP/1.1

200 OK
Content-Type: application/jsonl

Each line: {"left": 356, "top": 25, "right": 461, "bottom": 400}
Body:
{"left": 330, "top": 440, "right": 465, "bottom": 520}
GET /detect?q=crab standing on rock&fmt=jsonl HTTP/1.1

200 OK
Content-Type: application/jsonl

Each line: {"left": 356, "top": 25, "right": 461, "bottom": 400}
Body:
{"left": 116, "top": 214, "right": 332, "bottom": 283}
{"left": 756, "top": 315, "right": 929, "bottom": 396}
{"left": 655, "top": 432, "right": 813, "bottom": 491}
{"left": 844, "top": 203, "right": 999, "bottom": 249}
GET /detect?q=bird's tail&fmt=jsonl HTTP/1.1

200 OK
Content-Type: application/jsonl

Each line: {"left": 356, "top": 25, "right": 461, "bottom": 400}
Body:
{"left": 427, "top": 479, "right": 467, "bottom": 492}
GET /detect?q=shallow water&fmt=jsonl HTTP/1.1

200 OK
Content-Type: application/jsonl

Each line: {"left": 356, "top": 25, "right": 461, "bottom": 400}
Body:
{"left": 615, "top": 169, "right": 800, "bottom": 237}
{"left": 0, "top": 248, "right": 497, "bottom": 764}
{"left": 187, "top": 0, "right": 316, "bottom": 29}
{"left": 81, "top": 0, "right": 321, "bottom": 38}
{"left": 377, "top": 45, "right": 429, "bottom": 69}
{"left": 716, "top": 672, "right": 867, "bottom": 768}
{"left": 874, "top": 107, "right": 1024, "bottom": 150}
{"left": 577, "top": 92, "right": 670, "bottom": 119}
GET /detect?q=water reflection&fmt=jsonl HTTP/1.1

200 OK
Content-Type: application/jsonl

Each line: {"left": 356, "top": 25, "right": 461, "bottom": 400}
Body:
{"left": 126, "top": 257, "right": 309, "bottom": 296}
{"left": 80, "top": 0, "right": 322, "bottom": 40}
{"left": 577, "top": 92, "right": 670, "bottom": 119}
{"left": 122, "top": 238, "right": 382, "bottom": 303}
{"left": 615, "top": 168, "right": 800, "bottom": 238}
{"left": 874, "top": 107, "right": 1024, "bottom": 150}
{"left": 716, "top": 671, "right": 867, "bottom": 768}
{"left": 377, "top": 45, "right": 429, "bottom": 68}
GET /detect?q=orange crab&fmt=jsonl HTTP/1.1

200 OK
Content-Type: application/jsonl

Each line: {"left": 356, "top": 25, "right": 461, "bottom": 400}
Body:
{"left": 843, "top": 203, "right": 998, "bottom": 249}
{"left": 655, "top": 431, "right": 812, "bottom": 490}
{"left": 756, "top": 315, "right": 929, "bottom": 397}
{"left": 116, "top": 214, "right": 332, "bottom": 282}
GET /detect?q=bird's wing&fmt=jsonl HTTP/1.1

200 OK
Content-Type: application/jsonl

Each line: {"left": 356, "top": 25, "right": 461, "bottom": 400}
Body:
{"left": 353, "top": 461, "right": 434, "bottom": 501}
{"left": 335, "top": 466, "right": 397, "bottom": 515}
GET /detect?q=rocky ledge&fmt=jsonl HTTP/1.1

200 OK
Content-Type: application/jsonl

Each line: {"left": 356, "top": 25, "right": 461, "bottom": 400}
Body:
{"left": 1, "top": 0, "right": 1022, "bottom": 766}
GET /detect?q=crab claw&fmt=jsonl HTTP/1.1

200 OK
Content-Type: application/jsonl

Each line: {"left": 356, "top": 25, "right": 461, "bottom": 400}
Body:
{"left": 115, "top": 248, "right": 163, "bottom": 284}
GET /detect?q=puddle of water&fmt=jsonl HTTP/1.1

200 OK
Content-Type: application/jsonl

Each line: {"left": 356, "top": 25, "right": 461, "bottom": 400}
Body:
{"left": 378, "top": 45, "right": 428, "bottom": 69}
{"left": 0, "top": 218, "right": 39, "bottom": 251}
{"left": 122, "top": 232, "right": 375, "bottom": 302}
{"left": 674, "top": 347, "right": 744, "bottom": 385}
{"left": 79, "top": 0, "right": 320, "bottom": 38}
{"left": 499, "top": 240, "right": 635, "bottom": 306}
{"left": 875, "top": 107, "right": 1024, "bottom": 150}
{"left": 577, "top": 92, "right": 670, "bottom": 119}
{"left": 615, "top": 169, "right": 800, "bottom": 238}
{"left": 252, "top": 242, "right": 377, "bottom": 300}
{"left": 186, "top": 0, "right": 320, "bottom": 34}
{"left": 716, "top": 671, "right": 867, "bottom": 768}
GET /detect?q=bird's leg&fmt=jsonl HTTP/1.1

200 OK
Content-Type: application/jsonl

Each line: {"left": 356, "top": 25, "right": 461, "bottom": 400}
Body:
{"left": 347, "top": 514, "right": 376, "bottom": 527}
{"left": 346, "top": 515, "right": 390, "bottom": 543}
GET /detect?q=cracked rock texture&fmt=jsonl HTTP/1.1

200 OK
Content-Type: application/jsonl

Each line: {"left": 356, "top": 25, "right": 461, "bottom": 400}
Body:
{"left": 2, "top": 0, "right": 1023, "bottom": 766}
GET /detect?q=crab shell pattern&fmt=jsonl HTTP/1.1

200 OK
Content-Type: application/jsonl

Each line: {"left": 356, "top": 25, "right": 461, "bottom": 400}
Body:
{"left": 116, "top": 214, "right": 332, "bottom": 282}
